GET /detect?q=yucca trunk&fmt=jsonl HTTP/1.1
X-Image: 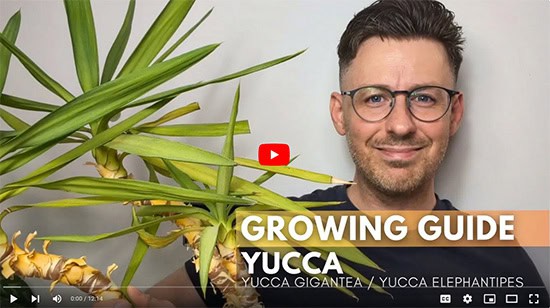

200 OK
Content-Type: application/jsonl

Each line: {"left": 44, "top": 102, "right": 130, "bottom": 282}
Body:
{"left": 178, "top": 217, "right": 262, "bottom": 308}
{"left": 1, "top": 231, "right": 122, "bottom": 300}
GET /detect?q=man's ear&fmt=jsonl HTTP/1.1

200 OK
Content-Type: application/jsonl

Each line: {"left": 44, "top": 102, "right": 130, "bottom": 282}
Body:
{"left": 330, "top": 91, "right": 347, "bottom": 136}
{"left": 449, "top": 92, "right": 464, "bottom": 136}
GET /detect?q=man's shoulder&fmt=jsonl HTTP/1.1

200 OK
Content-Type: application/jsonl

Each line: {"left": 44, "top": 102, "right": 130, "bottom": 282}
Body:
{"left": 291, "top": 185, "right": 348, "bottom": 202}
{"left": 291, "top": 186, "right": 458, "bottom": 211}
{"left": 290, "top": 185, "right": 357, "bottom": 210}
{"left": 434, "top": 195, "right": 456, "bottom": 210}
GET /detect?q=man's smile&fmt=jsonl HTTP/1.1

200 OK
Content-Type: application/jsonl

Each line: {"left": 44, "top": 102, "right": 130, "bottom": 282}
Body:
{"left": 374, "top": 145, "right": 425, "bottom": 161}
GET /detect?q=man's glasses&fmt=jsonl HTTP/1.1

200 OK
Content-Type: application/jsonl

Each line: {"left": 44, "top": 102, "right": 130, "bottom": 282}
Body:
{"left": 341, "top": 85, "right": 459, "bottom": 122}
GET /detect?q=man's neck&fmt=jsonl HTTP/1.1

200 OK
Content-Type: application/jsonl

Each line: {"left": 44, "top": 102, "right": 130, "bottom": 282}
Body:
{"left": 347, "top": 174, "right": 437, "bottom": 211}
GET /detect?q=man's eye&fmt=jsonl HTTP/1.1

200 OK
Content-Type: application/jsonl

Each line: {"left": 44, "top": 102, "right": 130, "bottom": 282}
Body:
{"left": 366, "top": 95, "right": 385, "bottom": 104}
{"left": 412, "top": 95, "right": 435, "bottom": 104}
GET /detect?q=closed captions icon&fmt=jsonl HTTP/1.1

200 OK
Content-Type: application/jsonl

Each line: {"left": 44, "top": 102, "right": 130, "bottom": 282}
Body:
{"left": 440, "top": 294, "right": 451, "bottom": 304}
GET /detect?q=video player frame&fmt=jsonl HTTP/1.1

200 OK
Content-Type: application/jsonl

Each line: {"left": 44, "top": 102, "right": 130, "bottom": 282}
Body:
{"left": 1, "top": 0, "right": 549, "bottom": 307}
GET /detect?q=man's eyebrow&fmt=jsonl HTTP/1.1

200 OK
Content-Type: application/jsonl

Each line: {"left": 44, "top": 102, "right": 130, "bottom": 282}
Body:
{"left": 354, "top": 82, "right": 453, "bottom": 90}
{"left": 406, "top": 82, "right": 454, "bottom": 89}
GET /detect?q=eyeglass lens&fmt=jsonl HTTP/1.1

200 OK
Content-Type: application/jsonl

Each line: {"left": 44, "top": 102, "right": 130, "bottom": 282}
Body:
{"left": 351, "top": 86, "right": 451, "bottom": 122}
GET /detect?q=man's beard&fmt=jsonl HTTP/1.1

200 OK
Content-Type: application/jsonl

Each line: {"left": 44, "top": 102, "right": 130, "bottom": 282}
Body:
{"left": 346, "top": 134, "right": 448, "bottom": 196}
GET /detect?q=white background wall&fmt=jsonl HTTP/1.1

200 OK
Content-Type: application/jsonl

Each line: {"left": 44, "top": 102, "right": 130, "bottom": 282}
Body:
{"left": 1, "top": 0, "right": 548, "bottom": 298}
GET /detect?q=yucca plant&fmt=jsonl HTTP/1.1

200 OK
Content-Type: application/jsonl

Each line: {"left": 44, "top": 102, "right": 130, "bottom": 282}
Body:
{"left": 0, "top": 1, "right": 387, "bottom": 307}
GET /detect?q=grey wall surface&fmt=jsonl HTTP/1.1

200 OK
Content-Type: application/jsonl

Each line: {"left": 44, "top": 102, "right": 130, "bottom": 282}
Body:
{"left": 1, "top": 0, "right": 548, "bottom": 299}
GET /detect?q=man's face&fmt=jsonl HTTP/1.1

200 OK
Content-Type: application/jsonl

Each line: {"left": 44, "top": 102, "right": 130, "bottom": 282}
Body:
{"left": 330, "top": 37, "right": 463, "bottom": 196}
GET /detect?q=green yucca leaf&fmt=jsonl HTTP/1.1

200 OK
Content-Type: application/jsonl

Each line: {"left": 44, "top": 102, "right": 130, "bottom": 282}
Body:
{"left": 204, "top": 49, "right": 306, "bottom": 85}
{"left": 0, "top": 99, "right": 171, "bottom": 202}
{"left": 0, "top": 134, "right": 94, "bottom": 175}
{"left": 0, "top": 10, "right": 20, "bottom": 95}
{"left": 59, "top": 138, "right": 84, "bottom": 144}
{"left": 101, "top": 0, "right": 135, "bottom": 84}
{"left": 122, "top": 209, "right": 160, "bottom": 288}
{"left": 118, "top": 0, "right": 194, "bottom": 76}
{"left": 106, "top": 134, "right": 235, "bottom": 166}
{"left": 13, "top": 196, "right": 125, "bottom": 208}
{"left": 295, "top": 201, "right": 344, "bottom": 208}
{"left": 0, "top": 108, "right": 28, "bottom": 131}
{"left": 0, "top": 130, "right": 16, "bottom": 140}
{"left": 235, "top": 157, "right": 351, "bottom": 185}
{"left": 242, "top": 201, "right": 344, "bottom": 212}
{"left": 0, "top": 94, "right": 58, "bottom": 112}
{"left": 144, "top": 160, "right": 160, "bottom": 183}
{"left": 226, "top": 201, "right": 344, "bottom": 226}
{"left": 162, "top": 158, "right": 216, "bottom": 213}
{"left": 135, "top": 205, "right": 215, "bottom": 225}
{"left": 37, "top": 212, "right": 190, "bottom": 242}
{"left": 144, "top": 158, "right": 306, "bottom": 212}
{"left": 0, "top": 141, "right": 11, "bottom": 150}
{"left": 17, "top": 176, "right": 254, "bottom": 205}
{"left": 134, "top": 121, "right": 250, "bottom": 137}
{"left": 67, "top": 131, "right": 90, "bottom": 141}
{"left": 0, "top": 138, "right": 59, "bottom": 176}
{"left": 136, "top": 205, "right": 211, "bottom": 218}
{"left": 0, "top": 43, "right": 219, "bottom": 159}
{"left": 217, "top": 85, "right": 240, "bottom": 220}
{"left": 206, "top": 190, "right": 253, "bottom": 197}
{"left": 163, "top": 159, "right": 200, "bottom": 190}
{"left": 0, "top": 118, "right": 84, "bottom": 147}
{"left": 155, "top": 7, "right": 213, "bottom": 64}
{"left": 199, "top": 224, "right": 219, "bottom": 297}
{"left": 0, "top": 33, "right": 74, "bottom": 102}
{"left": 253, "top": 155, "right": 299, "bottom": 185}
{"left": 126, "top": 49, "right": 306, "bottom": 109}
{"left": 137, "top": 227, "right": 189, "bottom": 249}
{"left": 64, "top": 0, "right": 99, "bottom": 92}
{"left": 138, "top": 102, "right": 200, "bottom": 127}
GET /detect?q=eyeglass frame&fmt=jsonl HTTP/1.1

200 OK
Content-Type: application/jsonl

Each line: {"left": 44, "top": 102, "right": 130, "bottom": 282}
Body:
{"left": 341, "top": 85, "right": 460, "bottom": 123}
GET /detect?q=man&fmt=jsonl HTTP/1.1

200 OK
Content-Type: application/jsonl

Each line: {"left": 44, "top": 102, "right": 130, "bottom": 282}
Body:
{"left": 102, "top": 0, "right": 548, "bottom": 307}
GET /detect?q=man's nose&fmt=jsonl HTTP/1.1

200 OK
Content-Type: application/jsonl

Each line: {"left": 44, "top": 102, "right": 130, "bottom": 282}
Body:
{"left": 384, "top": 95, "right": 417, "bottom": 136}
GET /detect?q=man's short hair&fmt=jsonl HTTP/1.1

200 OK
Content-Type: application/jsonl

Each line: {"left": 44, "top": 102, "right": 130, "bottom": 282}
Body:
{"left": 338, "top": 0, "right": 465, "bottom": 82}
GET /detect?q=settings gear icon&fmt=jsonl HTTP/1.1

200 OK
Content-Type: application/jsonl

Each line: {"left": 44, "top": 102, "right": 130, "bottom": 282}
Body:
{"left": 463, "top": 294, "right": 473, "bottom": 304}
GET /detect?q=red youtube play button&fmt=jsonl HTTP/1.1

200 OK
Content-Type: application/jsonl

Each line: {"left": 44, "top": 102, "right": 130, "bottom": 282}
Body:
{"left": 258, "top": 143, "right": 290, "bottom": 166}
